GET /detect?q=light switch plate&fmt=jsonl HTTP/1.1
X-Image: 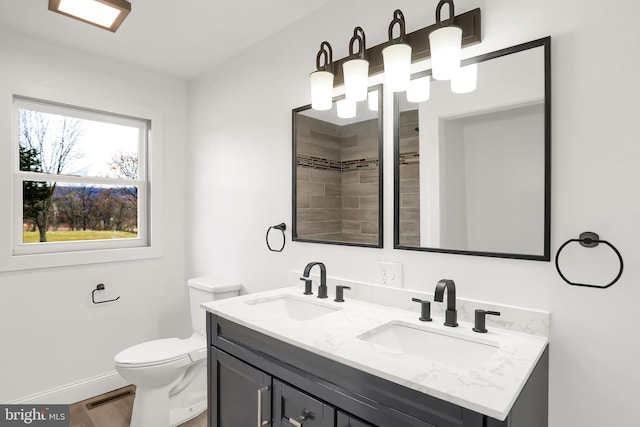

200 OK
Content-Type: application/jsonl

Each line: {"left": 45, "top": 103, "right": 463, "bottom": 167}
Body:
{"left": 377, "top": 262, "right": 403, "bottom": 288}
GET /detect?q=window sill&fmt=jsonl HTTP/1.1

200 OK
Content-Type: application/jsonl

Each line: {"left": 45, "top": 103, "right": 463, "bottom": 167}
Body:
{"left": 0, "top": 245, "right": 162, "bottom": 272}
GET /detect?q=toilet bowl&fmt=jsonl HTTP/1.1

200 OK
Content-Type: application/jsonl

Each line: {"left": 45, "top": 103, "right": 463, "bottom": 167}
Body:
{"left": 114, "top": 277, "right": 241, "bottom": 427}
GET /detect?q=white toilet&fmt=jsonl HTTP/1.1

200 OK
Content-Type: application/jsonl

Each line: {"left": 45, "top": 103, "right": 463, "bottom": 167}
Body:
{"left": 114, "top": 277, "right": 241, "bottom": 427}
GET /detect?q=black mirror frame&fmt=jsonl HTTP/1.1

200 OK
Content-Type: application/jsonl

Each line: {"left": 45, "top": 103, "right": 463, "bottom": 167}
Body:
{"left": 292, "top": 84, "right": 384, "bottom": 248}
{"left": 393, "top": 37, "right": 551, "bottom": 261}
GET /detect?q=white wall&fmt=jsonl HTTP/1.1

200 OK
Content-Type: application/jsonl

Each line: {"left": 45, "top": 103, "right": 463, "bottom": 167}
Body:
{"left": 0, "top": 29, "right": 189, "bottom": 403}
{"left": 440, "top": 118, "right": 468, "bottom": 248}
{"left": 460, "top": 105, "right": 544, "bottom": 253}
{"left": 187, "top": 0, "right": 640, "bottom": 425}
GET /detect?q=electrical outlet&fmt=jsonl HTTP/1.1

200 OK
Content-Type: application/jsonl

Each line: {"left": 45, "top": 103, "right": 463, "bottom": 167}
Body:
{"left": 377, "top": 262, "right": 403, "bottom": 288}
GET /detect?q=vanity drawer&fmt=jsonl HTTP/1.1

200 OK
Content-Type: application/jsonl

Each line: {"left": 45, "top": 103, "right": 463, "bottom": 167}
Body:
{"left": 337, "top": 411, "right": 375, "bottom": 427}
{"left": 273, "top": 379, "right": 335, "bottom": 427}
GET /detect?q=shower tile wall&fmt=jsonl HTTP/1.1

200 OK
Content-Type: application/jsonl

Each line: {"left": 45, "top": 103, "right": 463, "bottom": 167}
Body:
{"left": 341, "top": 118, "right": 379, "bottom": 244}
{"left": 296, "top": 115, "right": 379, "bottom": 244}
{"left": 296, "top": 115, "right": 342, "bottom": 241}
{"left": 399, "top": 110, "right": 420, "bottom": 246}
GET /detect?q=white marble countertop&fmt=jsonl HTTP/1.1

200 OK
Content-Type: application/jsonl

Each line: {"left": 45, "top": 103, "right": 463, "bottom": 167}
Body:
{"left": 202, "top": 286, "right": 548, "bottom": 421}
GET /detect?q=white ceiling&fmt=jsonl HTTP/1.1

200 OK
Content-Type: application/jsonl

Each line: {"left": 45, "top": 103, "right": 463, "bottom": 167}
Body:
{"left": 0, "top": 0, "right": 335, "bottom": 80}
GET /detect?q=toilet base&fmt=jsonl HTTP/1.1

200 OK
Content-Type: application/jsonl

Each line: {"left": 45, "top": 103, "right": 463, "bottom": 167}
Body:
{"left": 127, "top": 362, "right": 207, "bottom": 427}
{"left": 129, "top": 387, "right": 207, "bottom": 427}
{"left": 130, "top": 385, "right": 172, "bottom": 427}
{"left": 169, "top": 393, "right": 207, "bottom": 426}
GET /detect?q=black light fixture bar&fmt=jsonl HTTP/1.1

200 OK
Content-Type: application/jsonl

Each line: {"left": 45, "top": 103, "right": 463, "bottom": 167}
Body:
{"left": 331, "top": 8, "right": 481, "bottom": 87}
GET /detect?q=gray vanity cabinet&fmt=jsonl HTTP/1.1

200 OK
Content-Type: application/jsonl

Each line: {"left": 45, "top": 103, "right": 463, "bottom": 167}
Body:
{"left": 207, "top": 313, "right": 548, "bottom": 427}
{"left": 210, "top": 348, "right": 339, "bottom": 427}
{"left": 209, "top": 348, "right": 272, "bottom": 427}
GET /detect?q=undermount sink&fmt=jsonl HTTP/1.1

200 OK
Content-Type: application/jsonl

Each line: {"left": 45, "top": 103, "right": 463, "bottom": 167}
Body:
{"left": 245, "top": 295, "right": 341, "bottom": 321}
{"left": 357, "top": 321, "right": 500, "bottom": 370}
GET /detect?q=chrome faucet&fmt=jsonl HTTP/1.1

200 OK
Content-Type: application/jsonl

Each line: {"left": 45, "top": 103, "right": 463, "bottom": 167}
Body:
{"left": 434, "top": 279, "right": 458, "bottom": 327}
{"left": 301, "top": 262, "right": 328, "bottom": 299}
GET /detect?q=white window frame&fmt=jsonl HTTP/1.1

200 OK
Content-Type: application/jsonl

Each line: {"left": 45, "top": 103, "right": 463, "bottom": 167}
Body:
{"left": 0, "top": 93, "right": 163, "bottom": 272}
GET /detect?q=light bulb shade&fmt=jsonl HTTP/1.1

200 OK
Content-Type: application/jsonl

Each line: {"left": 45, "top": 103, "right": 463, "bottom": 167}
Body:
{"left": 429, "top": 25, "right": 462, "bottom": 80}
{"left": 368, "top": 90, "right": 379, "bottom": 112}
{"left": 310, "top": 70, "right": 334, "bottom": 111}
{"left": 451, "top": 63, "right": 478, "bottom": 94}
{"left": 407, "top": 76, "right": 431, "bottom": 103}
{"left": 382, "top": 43, "right": 412, "bottom": 92}
{"left": 337, "top": 98, "right": 356, "bottom": 119}
{"left": 343, "top": 59, "right": 370, "bottom": 102}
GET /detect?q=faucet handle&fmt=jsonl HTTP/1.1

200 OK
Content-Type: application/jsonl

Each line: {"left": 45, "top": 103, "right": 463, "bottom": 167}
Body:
{"left": 300, "top": 277, "right": 313, "bottom": 295}
{"left": 473, "top": 309, "right": 501, "bottom": 333}
{"left": 411, "top": 298, "right": 432, "bottom": 322}
{"left": 334, "top": 285, "right": 351, "bottom": 302}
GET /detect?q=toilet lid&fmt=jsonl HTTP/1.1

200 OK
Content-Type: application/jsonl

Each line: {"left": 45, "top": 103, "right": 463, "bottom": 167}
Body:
{"left": 115, "top": 336, "right": 205, "bottom": 367}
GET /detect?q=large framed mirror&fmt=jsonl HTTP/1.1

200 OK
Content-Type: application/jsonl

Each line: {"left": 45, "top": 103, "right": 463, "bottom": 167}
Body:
{"left": 394, "top": 38, "right": 551, "bottom": 260}
{"left": 293, "top": 85, "right": 383, "bottom": 247}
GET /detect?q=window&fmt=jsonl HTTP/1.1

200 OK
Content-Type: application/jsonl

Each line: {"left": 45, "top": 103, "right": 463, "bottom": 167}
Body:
{"left": 13, "top": 97, "right": 150, "bottom": 256}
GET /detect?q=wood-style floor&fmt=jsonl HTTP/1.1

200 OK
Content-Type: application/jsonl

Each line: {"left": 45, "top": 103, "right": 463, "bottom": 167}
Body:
{"left": 69, "top": 385, "right": 207, "bottom": 427}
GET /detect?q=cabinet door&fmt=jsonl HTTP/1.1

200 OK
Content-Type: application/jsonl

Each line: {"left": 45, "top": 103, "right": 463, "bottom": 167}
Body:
{"left": 210, "top": 349, "right": 271, "bottom": 427}
{"left": 273, "top": 379, "right": 335, "bottom": 427}
{"left": 337, "top": 411, "right": 375, "bottom": 427}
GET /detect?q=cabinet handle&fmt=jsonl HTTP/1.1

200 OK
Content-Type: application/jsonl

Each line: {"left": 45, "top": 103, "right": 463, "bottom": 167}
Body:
{"left": 257, "top": 386, "right": 270, "bottom": 426}
{"left": 288, "top": 410, "right": 310, "bottom": 427}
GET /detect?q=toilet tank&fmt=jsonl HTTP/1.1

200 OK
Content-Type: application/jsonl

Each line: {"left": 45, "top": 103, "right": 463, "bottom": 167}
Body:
{"left": 188, "top": 277, "right": 241, "bottom": 336}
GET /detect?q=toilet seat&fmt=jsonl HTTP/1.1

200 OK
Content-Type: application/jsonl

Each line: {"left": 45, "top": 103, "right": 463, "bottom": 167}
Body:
{"left": 115, "top": 334, "right": 206, "bottom": 368}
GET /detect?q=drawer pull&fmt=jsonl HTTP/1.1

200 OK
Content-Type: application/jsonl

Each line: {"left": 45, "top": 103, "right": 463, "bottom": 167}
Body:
{"left": 288, "top": 418, "right": 303, "bottom": 427}
{"left": 257, "top": 386, "right": 270, "bottom": 426}
{"left": 288, "top": 410, "right": 311, "bottom": 427}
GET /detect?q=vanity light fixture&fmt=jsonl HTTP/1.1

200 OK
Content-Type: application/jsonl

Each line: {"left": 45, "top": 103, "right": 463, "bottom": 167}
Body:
{"left": 428, "top": 0, "right": 463, "bottom": 80}
{"left": 382, "top": 10, "right": 412, "bottom": 92}
{"left": 343, "top": 27, "right": 369, "bottom": 102}
{"left": 48, "top": 0, "right": 131, "bottom": 32}
{"left": 307, "top": 4, "right": 481, "bottom": 105}
{"left": 310, "top": 41, "right": 335, "bottom": 111}
{"left": 407, "top": 76, "right": 431, "bottom": 103}
{"left": 451, "top": 63, "right": 478, "bottom": 93}
{"left": 337, "top": 98, "right": 357, "bottom": 119}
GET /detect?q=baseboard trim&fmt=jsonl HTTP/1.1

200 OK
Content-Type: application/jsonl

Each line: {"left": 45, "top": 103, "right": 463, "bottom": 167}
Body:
{"left": 8, "top": 371, "right": 129, "bottom": 405}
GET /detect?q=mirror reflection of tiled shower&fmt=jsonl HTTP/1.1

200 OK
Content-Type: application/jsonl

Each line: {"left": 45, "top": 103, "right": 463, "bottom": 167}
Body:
{"left": 296, "top": 114, "right": 379, "bottom": 244}
{"left": 398, "top": 110, "right": 421, "bottom": 246}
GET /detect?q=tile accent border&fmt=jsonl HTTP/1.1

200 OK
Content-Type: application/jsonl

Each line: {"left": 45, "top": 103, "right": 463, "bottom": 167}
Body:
{"left": 297, "top": 155, "right": 379, "bottom": 172}
{"left": 297, "top": 154, "right": 342, "bottom": 172}
{"left": 399, "top": 151, "right": 419, "bottom": 165}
